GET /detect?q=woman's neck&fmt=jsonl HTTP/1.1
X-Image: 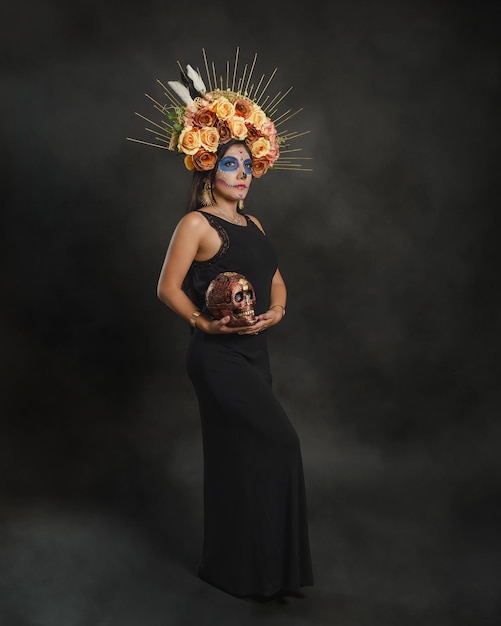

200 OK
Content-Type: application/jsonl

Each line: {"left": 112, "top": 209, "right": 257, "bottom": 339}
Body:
{"left": 211, "top": 197, "right": 239, "bottom": 214}
{"left": 205, "top": 201, "right": 245, "bottom": 225}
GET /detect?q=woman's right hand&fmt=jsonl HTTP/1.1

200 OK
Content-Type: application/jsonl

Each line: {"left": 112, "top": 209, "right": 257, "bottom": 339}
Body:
{"left": 196, "top": 314, "right": 233, "bottom": 335}
{"left": 197, "top": 315, "right": 240, "bottom": 334}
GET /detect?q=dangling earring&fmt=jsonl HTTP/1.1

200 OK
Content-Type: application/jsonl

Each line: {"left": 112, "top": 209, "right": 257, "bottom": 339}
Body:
{"left": 238, "top": 199, "right": 245, "bottom": 211}
{"left": 201, "top": 180, "right": 213, "bottom": 207}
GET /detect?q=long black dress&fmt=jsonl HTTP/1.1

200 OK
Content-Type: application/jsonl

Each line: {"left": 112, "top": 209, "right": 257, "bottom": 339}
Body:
{"left": 184, "top": 210, "right": 313, "bottom": 598}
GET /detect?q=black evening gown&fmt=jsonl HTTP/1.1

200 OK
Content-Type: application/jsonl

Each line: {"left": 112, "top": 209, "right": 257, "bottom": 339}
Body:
{"left": 184, "top": 211, "right": 313, "bottom": 598}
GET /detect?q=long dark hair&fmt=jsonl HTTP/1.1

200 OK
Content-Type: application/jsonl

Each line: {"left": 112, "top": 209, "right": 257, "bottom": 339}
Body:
{"left": 186, "top": 139, "right": 252, "bottom": 213}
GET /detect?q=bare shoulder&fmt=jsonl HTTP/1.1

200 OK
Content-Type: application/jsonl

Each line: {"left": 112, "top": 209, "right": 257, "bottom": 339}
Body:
{"left": 246, "top": 213, "right": 266, "bottom": 233}
{"left": 176, "top": 210, "right": 211, "bottom": 233}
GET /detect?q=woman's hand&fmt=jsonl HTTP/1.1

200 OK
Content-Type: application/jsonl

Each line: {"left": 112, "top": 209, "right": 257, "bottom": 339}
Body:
{"left": 197, "top": 315, "right": 243, "bottom": 334}
{"left": 235, "top": 308, "right": 283, "bottom": 336}
{"left": 196, "top": 309, "right": 283, "bottom": 335}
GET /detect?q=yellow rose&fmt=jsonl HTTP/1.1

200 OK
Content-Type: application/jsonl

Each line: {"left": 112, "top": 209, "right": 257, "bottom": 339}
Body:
{"left": 250, "top": 137, "right": 271, "bottom": 159}
{"left": 184, "top": 154, "right": 195, "bottom": 170}
{"left": 248, "top": 107, "right": 266, "bottom": 129}
{"left": 214, "top": 97, "right": 235, "bottom": 120}
{"left": 227, "top": 117, "right": 248, "bottom": 140}
{"left": 199, "top": 127, "right": 219, "bottom": 152}
{"left": 178, "top": 127, "right": 202, "bottom": 155}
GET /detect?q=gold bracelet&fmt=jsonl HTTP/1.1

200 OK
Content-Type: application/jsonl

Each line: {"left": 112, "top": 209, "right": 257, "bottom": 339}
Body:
{"left": 269, "top": 304, "right": 286, "bottom": 316}
{"left": 190, "top": 310, "right": 202, "bottom": 328}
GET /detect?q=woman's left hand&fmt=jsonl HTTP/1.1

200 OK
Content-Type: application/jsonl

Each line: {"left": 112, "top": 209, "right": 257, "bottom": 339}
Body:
{"left": 236, "top": 309, "right": 282, "bottom": 335}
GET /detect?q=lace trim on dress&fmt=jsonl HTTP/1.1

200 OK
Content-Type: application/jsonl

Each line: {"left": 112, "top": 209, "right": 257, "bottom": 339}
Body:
{"left": 193, "top": 211, "right": 230, "bottom": 266}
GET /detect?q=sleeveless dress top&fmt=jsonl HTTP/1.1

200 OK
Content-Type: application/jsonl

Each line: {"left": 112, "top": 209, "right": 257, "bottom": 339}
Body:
{"left": 182, "top": 211, "right": 278, "bottom": 318}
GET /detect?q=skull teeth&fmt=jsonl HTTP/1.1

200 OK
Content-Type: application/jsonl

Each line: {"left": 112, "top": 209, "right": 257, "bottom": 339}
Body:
{"left": 235, "top": 310, "right": 255, "bottom": 317}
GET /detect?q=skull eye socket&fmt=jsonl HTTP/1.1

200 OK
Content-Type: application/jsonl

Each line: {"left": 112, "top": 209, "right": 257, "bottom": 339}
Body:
{"left": 234, "top": 290, "right": 254, "bottom": 303}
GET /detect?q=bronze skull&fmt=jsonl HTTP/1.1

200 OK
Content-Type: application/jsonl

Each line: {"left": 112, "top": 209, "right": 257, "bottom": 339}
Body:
{"left": 205, "top": 272, "right": 257, "bottom": 327}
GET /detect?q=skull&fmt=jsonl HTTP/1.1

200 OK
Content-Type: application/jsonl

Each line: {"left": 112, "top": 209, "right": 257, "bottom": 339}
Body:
{"left": 205, "top": 272, "right": 257, "bottom": 327}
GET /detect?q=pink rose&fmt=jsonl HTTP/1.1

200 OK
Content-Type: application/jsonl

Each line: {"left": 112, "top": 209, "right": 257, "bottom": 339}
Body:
{"left": 267, "top": 143, "right": 280, "bottom": 164}
{"left": 262, "top": 119, "right": 277, "bottom": 140}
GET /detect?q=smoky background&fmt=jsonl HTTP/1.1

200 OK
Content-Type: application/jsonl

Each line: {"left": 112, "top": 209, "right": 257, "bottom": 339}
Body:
{"left": 1, "top": 0, "right": 500, "bottom": 624}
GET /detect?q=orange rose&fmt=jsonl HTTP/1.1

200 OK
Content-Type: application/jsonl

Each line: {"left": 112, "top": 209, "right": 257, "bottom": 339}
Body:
{"left": 199, "top": 127, "right": 219, "bottom": 152}
{"left": 193, "top": 149, "right": 217, "bottom": 171}
{"left": 251, "top": 158, "right": 269, "bottom": 178}
{"left": 250, "top": 137, "right": 271, "bottom": 159}
{"left": 233, "top": 98, "right": 253, "bottom": 119}
{"left": 193, "top": 108, "right": 217, "bottom": 127}
{"left": 227, "top": 117, "right": 248, "bottom": 140}
{"left": 245, "top": 124, "right": 262, "bottom": 145}
{"left": 178, "top": 127, "right": 201, "bottom": 155}
{"left": 216, "top": 120, "right": 232, "bottom": 144}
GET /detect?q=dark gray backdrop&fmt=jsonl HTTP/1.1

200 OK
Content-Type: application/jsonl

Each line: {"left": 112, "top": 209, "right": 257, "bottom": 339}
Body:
{"left": 1, "top": 0, "right": 499, "bottom": 624}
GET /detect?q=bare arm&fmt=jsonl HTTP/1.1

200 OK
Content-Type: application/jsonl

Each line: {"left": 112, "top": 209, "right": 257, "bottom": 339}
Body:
{"left": 269, "top": 268, "right": 287, "bottom": 317}
{"left": 157, "top": 212, "right": 205, "bottom": 321}
{"left": 157, "top": 212, "right": 242, "bottom": 334}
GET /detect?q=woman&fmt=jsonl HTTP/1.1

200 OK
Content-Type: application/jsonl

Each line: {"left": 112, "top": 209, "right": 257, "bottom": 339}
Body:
{"left": 132, "top": 50, "right": 313, "bottom": 598}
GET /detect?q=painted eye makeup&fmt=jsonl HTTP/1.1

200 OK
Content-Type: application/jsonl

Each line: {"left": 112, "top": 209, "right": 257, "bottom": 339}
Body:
{"left": 219, "top": 156, "right": 254, "bottom": 176}
{"left": 219, "top": 157, "right": 239, "bottom": 172}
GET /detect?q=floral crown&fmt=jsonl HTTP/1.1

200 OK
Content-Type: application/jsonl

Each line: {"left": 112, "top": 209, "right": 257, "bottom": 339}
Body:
{"left": 127, "top": 48, "right": 311, "bottom": 178}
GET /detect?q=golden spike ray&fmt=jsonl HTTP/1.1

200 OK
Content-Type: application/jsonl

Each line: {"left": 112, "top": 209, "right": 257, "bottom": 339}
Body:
{"left": 134, "top": 111, "right": 172, "bottom": 134}
{"left": 202, "top": 48, "right": 212, "bottom": 92}
{"left": 267, "top": 86, "right": 293, "bottom": 111}
{"left": 230, "top": 47, "right": 239, "bottom": 92}
{"left": 244, "top": 54, "right": 258, "bottom": 96}
{"left": 126, "top": 137, "right": 170, "bottom": 149}
{"left": 255, "top": 67, "right": 277, "bottom": 105}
